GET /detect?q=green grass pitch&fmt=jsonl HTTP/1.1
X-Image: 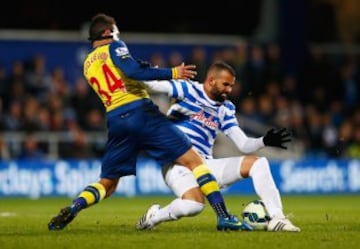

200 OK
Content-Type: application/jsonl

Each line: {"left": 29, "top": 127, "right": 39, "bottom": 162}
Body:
{"left": 0, "top": 195, "right": 359, "bottom": 249}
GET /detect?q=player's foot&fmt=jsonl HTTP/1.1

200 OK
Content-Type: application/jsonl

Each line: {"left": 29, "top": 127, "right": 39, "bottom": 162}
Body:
{"left": 48, "top": 206, "right": 77, "bottom": 231}
{"left": 267, "top": 217, "right": 300, "bottom": 232}
{"left": 217, "top": 215, "right": 254, "bottom": 231}
{"left": 136, "top": 204, "right": 161, "bottom": 230}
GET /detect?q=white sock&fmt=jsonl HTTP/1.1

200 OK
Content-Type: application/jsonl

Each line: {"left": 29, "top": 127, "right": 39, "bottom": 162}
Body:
{"left": 151, "top": 198, "right": 205, "bottom": 225}
{"left": 249, "top": 157, "right": 285, "bottom": 219}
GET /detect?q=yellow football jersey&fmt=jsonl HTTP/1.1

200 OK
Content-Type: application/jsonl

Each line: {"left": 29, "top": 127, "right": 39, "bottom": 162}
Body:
{"left": 83, "top": 44, "right": 149, "bottom": 112}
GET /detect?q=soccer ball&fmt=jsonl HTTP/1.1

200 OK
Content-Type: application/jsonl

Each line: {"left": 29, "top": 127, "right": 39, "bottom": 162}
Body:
{"left": 242, "top": 200, "right": 270, "bottom": 230}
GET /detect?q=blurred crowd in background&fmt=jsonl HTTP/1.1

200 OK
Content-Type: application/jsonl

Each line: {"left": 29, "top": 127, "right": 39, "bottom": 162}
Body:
{"left": 0, "top": 0, "right": 360, "bottom": 160}
{"left": 0, "top": 41, "right": 359, "bottom": 160}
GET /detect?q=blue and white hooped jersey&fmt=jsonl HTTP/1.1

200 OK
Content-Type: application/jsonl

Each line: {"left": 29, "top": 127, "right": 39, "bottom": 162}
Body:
{"left": 167, "top": 80, "right": 239, "bottom": 159}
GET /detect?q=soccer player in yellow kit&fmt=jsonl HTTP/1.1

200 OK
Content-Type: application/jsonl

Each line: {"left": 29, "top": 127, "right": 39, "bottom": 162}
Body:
{"left": 48, "top": 13, "right": 252, "bottom": 231}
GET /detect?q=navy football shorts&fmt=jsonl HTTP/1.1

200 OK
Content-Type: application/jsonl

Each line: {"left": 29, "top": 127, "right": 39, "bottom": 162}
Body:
{"left": 101, "top": 99, "right": 192, "bottom": 179}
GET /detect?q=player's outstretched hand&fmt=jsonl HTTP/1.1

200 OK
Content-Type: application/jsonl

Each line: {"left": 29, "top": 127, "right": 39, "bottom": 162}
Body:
{"left": 263, "top": 128, "right": 292, "bottom": 149}
{"left": 173, "top": 62, "right": 197, "bottom": 80}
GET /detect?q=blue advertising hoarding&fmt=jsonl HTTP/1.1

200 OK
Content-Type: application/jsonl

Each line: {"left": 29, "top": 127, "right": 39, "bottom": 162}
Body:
{"left": 0, "top": 158, "right": 359, "bottom": 198}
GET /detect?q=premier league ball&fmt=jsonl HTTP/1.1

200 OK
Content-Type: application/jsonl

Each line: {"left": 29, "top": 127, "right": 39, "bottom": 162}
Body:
{"left": 242, "top": 200, "right": 270, "bottom": 230}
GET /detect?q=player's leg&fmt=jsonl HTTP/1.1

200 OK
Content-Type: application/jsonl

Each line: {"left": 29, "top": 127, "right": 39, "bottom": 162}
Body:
{"left": 145, "top": 147, "right": 250, "bottom": 231}
{"left": 142, "top": 102, "right": 252, "bottom": 231}
{"left": 175, "top": 148, "right": 229, "bottom": 217}
{"left": 48, "top": 178, "right": 116, "bottom": 230}
{"left": 213, "top": 155, "right": 289, "bottom": 219}
{"left": 48, "top": 107, "right": 139, "bottom": 231}
{"left": 241, "top": 156, "right": 300, "bottom": 232}
{"left": 136, "top": 165, "right": 205, "bottom": 230}
{"left": 242, "top": 156, "right": 284, "bottom": 218}
{"left": 136, "top": 195, "right": 205, "bottom": 230}
{"left": 137, "top": 157, "right": 252, "bottom": 231}
{"left": 174, "top": 149, "right": 252, "bottom": 231}
{"left": 69, "top": 178, "right": 119, "bottom": 209}
{"left": 53, "top": 155, "right": 135, "bottom": 223}
{"left": 48, "top": 146, "right": 135, "bottom": 231}
{"left": 207, "top": 155, "right": 300, "bottom": 232}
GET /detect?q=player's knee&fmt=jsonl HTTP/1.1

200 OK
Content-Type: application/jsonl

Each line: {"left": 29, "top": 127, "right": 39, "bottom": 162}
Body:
{"left": 99, "top": 178, "right": 118, "bottom": 197}
{"left": 241, "top": 155, "right": 259, "bottom": 177}
{"left": 249, "top": 156, "right": 271, "bottom": 178}
{"left": 176, "top": 148, "right": 203, "bottom": 169}
{"left": 256, "top": 157, "right": 271, "bottom": 172}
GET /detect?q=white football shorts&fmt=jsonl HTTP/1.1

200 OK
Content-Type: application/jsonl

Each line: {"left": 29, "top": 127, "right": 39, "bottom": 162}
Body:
{"left": 162, "top": 156, "right": 245, "bottom": 198}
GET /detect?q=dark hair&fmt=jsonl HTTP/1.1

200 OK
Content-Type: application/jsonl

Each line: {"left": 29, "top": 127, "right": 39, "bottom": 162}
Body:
{"left": 88, "top": 13, "right": 115, "bottom": 42}
{"left": 208, "top": 61, "right": 235, "bottom": 77}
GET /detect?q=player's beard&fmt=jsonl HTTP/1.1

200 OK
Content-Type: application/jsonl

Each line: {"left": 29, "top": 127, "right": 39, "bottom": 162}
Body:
{"left": 215, "top": 92, "right": 227, "bottom": 102}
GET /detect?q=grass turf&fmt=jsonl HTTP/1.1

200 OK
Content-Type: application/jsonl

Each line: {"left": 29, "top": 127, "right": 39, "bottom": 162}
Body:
{"left": 0, "top": 195, "right": 359, "bottom": 249}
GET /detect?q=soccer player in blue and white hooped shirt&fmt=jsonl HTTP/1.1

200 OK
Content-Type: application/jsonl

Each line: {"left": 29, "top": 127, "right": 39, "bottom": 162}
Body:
{"left": 137, "top": 61, "right": 300, "bottom": 232}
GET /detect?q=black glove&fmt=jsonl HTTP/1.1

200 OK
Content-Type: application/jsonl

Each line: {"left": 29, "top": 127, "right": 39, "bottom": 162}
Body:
{"left": 136, "top": 58, "right": 151, "bottom": 68}
{"left": 263, "top": 128, "right": 292, "bottom": 149}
